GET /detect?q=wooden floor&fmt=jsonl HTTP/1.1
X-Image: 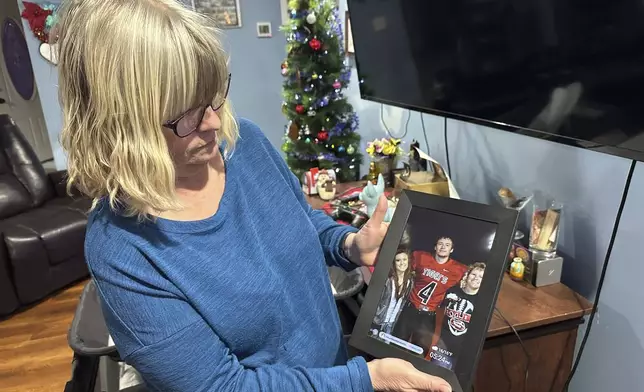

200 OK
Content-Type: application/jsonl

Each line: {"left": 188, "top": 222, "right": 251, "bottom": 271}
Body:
{"left": 0, "top": 280, "right": 87, "bottom": 392}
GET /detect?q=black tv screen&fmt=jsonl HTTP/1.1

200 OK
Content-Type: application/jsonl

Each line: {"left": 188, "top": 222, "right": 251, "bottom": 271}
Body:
{"left": 346, "top": 0, "right": 644, "bottom": 161}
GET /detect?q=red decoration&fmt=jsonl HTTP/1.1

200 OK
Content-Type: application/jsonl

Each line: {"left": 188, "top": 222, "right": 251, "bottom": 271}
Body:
{"left": 309, "top": 38, "right": 322, "bottom": 51}
{"left": 333, "top": 81, "right": 341, "bottom": 89}
{"left": 317, "top": 130, "right": 329, "bottom": 141}
{"left": 21, "top": 2, "right": 52, "bottom": 43}
{"left": 295, "top": 104, "right": 305, "bottom": 114}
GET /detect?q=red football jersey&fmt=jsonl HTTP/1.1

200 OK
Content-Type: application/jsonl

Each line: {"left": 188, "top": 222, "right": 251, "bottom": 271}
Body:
{"left": 408, "top": 251, "right": 467, "bottom": 312}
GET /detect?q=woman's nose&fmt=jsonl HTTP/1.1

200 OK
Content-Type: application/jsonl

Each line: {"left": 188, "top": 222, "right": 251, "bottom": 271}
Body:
{"left": 198, "top": 106, "right": 221, "bottom": 132}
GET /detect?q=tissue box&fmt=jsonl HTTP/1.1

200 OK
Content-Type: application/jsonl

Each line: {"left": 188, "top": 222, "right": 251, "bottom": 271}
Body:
{"left": 394, "top": 171, "right": 450, "bottom": 197}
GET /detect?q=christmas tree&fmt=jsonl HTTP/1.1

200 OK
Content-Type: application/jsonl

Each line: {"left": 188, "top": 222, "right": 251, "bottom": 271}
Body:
{"left": 280, "top": 0, "right": 363, "bottom": 183}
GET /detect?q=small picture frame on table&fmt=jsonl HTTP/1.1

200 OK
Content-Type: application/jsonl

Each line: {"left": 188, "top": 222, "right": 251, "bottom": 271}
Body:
{"left": 349, "top": 190, "right": 518, "bottom": 392}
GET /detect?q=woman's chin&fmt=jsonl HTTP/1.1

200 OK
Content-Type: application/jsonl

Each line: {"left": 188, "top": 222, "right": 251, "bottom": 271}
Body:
{"left": 188, "top": 142, "right": 219, "bottom": 164}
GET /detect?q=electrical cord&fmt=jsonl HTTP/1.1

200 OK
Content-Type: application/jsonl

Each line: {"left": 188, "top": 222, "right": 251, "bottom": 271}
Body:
{"left": 419, "top": 112, "right": 431, "bottom": 156}
{"left": 380, "top": 104, "right": 392, "bottom": 136}
{"left": 443, "top": 117, "right": 452, "bottom": 177}
{"left": 561, "top": 159, "right": 636, "bottom": 392}
{"left": 380, "top": 103, "right": 410, "bottom": 139}
{"left": 495, "top": 306, "right": 530, "bottom": 392}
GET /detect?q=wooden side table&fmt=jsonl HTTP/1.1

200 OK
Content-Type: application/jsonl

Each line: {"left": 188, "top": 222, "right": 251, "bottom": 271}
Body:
{"left": 306, "top": 184, "right": 592, "bottom": 392}
{"left": 476, "top": 275, "right": 591, "bottom": 392}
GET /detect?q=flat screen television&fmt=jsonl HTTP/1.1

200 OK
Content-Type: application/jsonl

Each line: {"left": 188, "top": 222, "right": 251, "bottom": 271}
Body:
{"left": 346, "top": 0, "right": 644, "bottom": 161}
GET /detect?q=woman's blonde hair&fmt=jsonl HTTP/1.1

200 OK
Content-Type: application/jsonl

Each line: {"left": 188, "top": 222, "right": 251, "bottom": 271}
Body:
{"left": 57, "top": 0, "right": 238, "bottom": 219}
{"left": 460, "top": 262, "right": 486, "bottom": 289}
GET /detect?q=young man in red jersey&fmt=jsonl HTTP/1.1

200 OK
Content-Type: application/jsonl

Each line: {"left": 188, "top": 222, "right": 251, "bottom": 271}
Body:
{"left": 393, "top": 236, "right": 467, "bottom": 356}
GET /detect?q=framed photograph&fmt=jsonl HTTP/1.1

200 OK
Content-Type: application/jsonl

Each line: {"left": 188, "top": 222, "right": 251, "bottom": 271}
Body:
{"left": 349, "top": 190, "right": 518, "bottom": 392}
{"left": 192, "top": 0, "right": 242, "bottom": 28}
{"left": 345, "top": 11, "right": 354, "bottom": 54}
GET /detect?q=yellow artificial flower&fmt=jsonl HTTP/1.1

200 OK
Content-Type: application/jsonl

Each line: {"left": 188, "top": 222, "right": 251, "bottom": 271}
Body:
{"left": 382, "top": 144, "right": 397, "bottom": 155}
{"left": 366, "top": 137, "right": 404, "bottom": 157}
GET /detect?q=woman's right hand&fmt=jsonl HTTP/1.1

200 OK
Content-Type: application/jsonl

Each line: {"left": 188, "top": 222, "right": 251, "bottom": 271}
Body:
{"left": 367, "top": 358, "right": 452, "bottom": 392}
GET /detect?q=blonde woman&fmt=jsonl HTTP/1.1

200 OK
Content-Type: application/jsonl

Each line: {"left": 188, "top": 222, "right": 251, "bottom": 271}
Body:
{"left": 56, "top": 1, "right": 450, "bottom": 391}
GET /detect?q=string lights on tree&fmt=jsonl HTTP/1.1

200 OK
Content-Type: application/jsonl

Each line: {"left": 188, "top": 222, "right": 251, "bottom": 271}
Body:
{"left": 280, "top": 0, "right": 362, "bottom": 183}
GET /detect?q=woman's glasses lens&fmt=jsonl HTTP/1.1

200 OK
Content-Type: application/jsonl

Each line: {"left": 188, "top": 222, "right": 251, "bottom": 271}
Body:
{"left": 177, "top": 106, "right": 207, "bottom": 137}
{"left": 173, "top": 74, "right": 231, "bottom": 137}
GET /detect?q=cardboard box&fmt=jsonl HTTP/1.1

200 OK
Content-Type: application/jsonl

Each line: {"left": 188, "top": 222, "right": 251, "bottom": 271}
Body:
{"left": 394, "top": 171, "right": 450, "bottom": 197}
{"left": 395, "top": 147, "right": 460, "bottom": 199}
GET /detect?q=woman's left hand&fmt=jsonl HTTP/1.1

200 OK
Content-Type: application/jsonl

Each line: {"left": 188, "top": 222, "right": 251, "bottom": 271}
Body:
{"left": 343, "top": 195, "right": 389, "bottom": 266}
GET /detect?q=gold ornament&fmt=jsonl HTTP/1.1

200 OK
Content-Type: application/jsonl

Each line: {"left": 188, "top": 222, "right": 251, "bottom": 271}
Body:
{"left": 288, "top": 122, "right": 300, "bottom": 141}
{"left": 368, "top": 162, "right": 380, "bottom": 185}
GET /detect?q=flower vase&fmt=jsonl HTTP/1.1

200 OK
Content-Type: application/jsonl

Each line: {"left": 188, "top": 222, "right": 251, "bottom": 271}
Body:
{"left": 374, "top": 156, "right": 397, "bottom": 188}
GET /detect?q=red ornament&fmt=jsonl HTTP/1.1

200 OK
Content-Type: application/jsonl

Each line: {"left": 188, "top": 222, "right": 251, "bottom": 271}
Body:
{"left": 333, "top": 81, "right": 341, "bottom": 89}
{"left": 309, "top": 38, "right": 322, "bottom": 51}
{"left": 21, "top": 1, "right": 52, "bottom": 43}
{"left": 317, "top": 130, "right": 329, "bottom": 141}
{"left": 295, "top": 104, "right": 305, "bottom": 114}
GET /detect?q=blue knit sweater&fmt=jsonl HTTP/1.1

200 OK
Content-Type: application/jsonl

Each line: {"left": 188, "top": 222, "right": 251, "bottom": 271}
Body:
{"left": 85, "top": 119, "right": 372, "bottom": 392}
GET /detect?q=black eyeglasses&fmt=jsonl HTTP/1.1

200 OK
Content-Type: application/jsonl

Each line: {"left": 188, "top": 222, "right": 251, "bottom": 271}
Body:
{"left": 163, "top": 73, "right": 232, "bottom": 138}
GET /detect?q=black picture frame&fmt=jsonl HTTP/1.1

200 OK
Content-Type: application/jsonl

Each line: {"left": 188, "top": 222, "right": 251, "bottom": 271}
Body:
{"left": 349, "top": 190, "right": 518, "bottom": 392}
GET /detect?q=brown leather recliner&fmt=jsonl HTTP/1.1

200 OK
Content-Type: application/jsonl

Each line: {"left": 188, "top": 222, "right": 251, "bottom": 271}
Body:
{"left": 0, "top": 114, "right": 92, "bottom": 317}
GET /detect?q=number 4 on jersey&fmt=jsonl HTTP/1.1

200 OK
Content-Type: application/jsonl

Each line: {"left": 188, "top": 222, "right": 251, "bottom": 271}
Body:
{"left": 418, "top": 281, "right": 437, "bottom": 305}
